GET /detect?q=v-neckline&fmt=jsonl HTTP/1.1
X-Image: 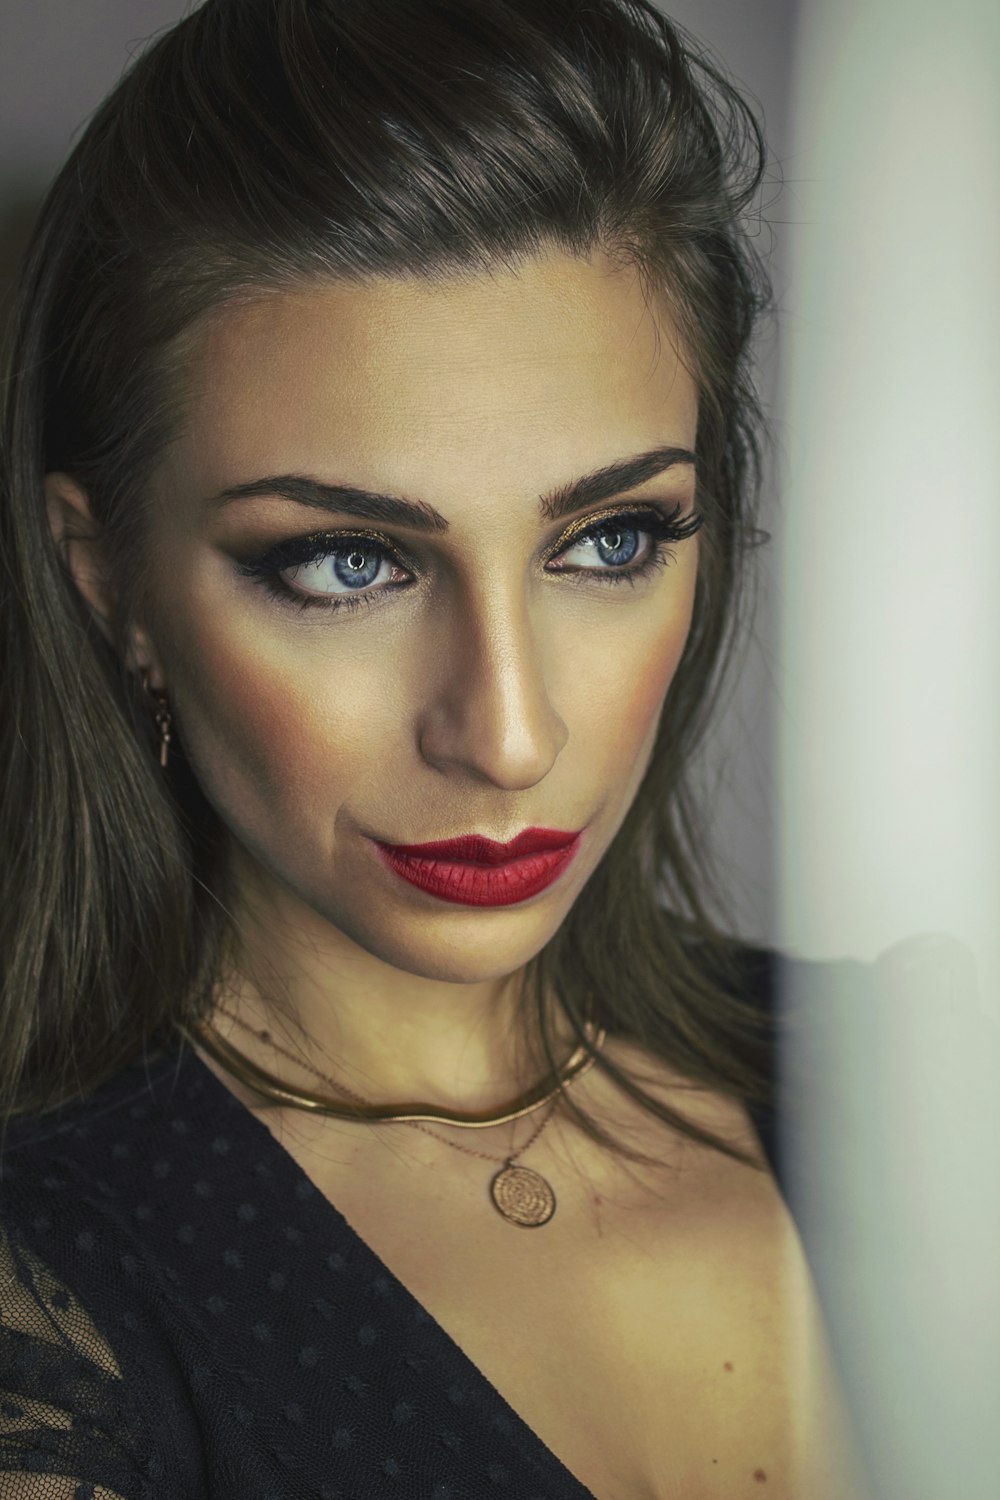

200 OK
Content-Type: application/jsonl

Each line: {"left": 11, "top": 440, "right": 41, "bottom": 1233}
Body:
{"left": 146, "top": 1030, "right": 783, "bottom": 1499}
{"left": 166, "top": 1032, "right": 603, "bottom": 1497}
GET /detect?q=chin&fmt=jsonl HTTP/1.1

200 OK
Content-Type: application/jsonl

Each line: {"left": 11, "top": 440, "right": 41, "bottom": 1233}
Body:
{"left": 343, "top": 906, "right": 568, "bottom": 988}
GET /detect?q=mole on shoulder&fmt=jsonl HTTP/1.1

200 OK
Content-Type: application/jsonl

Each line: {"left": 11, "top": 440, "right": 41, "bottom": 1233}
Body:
{"left": 753, "top": 1468, "right": 767, "bottom": 1482}
{"left": 723, "top": 1360, "right": 734, "bottom": 1371}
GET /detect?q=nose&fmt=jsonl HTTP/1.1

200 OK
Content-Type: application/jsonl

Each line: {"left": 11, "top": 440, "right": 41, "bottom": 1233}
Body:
{"left": 416, "top": 581, "right": 568, "bottom": 790}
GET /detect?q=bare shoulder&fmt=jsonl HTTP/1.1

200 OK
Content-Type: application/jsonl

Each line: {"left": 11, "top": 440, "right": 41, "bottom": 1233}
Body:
{"left": 563, "top": 1031, "right": 769, "bottom": 1185}
{"left": 564, "top": 1037, "right": 876, "bottom": 1499}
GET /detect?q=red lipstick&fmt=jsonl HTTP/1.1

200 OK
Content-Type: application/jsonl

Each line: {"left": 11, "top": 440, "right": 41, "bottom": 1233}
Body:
{"left": 372, "top": 826, "right": 583, "bottom": 907}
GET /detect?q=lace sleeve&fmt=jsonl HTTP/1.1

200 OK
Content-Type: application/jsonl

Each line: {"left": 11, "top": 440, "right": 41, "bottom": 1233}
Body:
{"left": 0, "top": 1223, "right": 154, "bottom": 1499}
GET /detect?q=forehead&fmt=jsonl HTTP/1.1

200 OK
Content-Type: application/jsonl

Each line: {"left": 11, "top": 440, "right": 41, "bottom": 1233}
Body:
{"left": 166, "top": 249, "right": 698, "bottom": 508}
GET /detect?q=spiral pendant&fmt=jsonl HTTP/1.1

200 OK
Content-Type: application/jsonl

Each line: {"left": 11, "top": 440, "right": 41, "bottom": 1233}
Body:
{"left": 489, "top": 1161, "right": 557, "bottom": 1227}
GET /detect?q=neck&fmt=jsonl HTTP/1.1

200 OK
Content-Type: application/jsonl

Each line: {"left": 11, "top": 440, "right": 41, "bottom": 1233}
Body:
{"left": 203, "top": 840, "right": 590, "bottom": 1122}
{"left": 207, "top": 968, "right": 584, "bottom": 1115}
{"left": 205, "top": 877, "right": 584, "bottom": 1117}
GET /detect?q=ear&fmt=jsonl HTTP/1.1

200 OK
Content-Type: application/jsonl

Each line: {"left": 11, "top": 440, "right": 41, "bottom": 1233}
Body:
{"left": 44, "top": 472, "right": 167, "bottom": 692}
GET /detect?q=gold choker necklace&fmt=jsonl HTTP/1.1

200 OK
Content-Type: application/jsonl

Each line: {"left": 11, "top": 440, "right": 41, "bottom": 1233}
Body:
{"left": 178, "top": 1011, "right": 607, "bottom": 1228}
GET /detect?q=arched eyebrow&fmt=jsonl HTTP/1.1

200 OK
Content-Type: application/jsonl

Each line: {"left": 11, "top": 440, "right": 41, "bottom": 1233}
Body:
{"left": 206, "top": 444, "right": 697, "bottom": 533}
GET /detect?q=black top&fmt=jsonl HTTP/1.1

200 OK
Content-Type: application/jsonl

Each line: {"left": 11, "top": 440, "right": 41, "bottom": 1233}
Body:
{"left": 0, "top": 947, "right": 877, "bottom": 1499}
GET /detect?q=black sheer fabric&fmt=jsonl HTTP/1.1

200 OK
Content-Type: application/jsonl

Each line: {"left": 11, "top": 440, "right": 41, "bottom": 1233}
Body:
{"left": 0, "top": 947, "right": 849, "bottom": 1499}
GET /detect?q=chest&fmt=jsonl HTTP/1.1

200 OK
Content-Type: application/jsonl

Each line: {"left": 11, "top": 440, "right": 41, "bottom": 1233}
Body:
{"left": 270, "top": 1104, "right": 860, "bottom": 1500}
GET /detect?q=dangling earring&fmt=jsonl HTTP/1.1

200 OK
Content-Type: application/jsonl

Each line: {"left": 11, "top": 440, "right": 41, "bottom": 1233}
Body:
{"left": 140, "top": 671, "right": 172, "bottom": 769}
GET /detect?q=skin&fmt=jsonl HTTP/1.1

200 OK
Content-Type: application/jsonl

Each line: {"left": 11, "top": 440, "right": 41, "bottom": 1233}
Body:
{"left": 46, "top": 245, "right": 700, "bottom": 1122}
{"left": 46, "top": 246, "right": 876, "bottom": 1497}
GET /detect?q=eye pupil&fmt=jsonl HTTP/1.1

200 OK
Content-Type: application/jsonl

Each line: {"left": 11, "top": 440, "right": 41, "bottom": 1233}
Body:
{"left": 332, "top": 544, "right": 382, "bottom": 589}
{"left": 595, "top": 525, "right": 638, "bottom": 565}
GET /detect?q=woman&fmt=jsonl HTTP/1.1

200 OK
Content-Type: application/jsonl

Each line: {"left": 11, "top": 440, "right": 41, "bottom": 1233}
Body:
{"left": 0, "top": 1, "right": 873, "bottom": 1495}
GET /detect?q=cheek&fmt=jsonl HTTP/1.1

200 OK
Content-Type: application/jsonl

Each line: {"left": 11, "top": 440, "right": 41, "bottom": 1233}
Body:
{"left": 610, "top": 630, "right": 686, "bottom": 785}
{"left": 165, "top": 610, "right": 402, "bottom": 829}
{"left": 623, "top": 625, "right": 686, "bottom": 735}
{"left": 568, "top": 580, "right": 695, "bottom": 770}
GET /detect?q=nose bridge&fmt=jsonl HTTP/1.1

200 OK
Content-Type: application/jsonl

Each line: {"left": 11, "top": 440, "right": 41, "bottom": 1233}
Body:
{"left": 416, "top": 572, "right": 568, "bottom": 787}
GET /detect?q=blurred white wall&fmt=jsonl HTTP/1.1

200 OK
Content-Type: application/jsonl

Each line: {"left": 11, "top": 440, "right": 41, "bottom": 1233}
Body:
{"left": 776, "top": 0, "right": 1000, "bottom": 1493}
{"left": 778, "top": 0, "right": 1000, "bottom": 993}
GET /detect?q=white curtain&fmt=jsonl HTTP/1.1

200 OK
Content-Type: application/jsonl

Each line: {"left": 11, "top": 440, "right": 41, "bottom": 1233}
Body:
{"left": 777, "top": 0, "right": 1000, "bottom": 1493}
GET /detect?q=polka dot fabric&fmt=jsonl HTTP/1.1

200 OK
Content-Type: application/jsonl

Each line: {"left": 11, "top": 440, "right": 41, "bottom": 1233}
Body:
{"left": 0, "top": 949, "right": 789, "bottom": 1499}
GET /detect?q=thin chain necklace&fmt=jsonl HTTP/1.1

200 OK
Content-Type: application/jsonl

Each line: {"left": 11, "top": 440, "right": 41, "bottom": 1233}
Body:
{"left": 184, "top": 1007, "right": 607, "bottom": 1228}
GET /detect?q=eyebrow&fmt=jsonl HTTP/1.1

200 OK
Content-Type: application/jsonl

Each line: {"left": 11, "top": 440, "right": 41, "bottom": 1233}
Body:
{"left": 207, "top": 444, "right": 697, "bottom": 533}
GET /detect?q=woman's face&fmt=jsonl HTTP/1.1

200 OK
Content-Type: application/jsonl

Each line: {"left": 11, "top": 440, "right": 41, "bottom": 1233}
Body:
{"left": 132, "top": 248, "right": 700, "bottom": 985}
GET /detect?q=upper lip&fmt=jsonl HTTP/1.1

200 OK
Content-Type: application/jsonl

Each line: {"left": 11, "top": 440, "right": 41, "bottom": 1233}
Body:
{"left": 376, "top": 827, "right": 581, "bottom": 865}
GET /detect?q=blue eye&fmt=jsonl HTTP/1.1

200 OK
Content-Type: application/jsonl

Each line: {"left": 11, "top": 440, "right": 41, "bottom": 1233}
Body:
{"left": 235, "top": 532, "right": 410, "bottom": 615}
{"left": 236, "top": 503, "right": 703, "bottom": 615}
{"left": 279, "top": 541, "right": 398, "bottom": 600}
{"left": 552, "top": 519, "right": 644, "bottom": 571}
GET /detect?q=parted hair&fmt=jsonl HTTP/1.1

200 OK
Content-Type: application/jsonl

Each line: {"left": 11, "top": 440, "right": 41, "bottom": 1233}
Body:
{"left": 0, "top": 0, "right": 778, "bottom": 1169}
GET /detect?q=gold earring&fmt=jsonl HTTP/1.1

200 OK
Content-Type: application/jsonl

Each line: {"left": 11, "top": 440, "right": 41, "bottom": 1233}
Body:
{"left": 140, "top": 671, "right": 172, "bottom": 769}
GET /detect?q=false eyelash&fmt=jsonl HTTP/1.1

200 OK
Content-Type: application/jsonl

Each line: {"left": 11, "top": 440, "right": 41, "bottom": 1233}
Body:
{"left": 236, "top": 502, "right": 705, "bottom": 616}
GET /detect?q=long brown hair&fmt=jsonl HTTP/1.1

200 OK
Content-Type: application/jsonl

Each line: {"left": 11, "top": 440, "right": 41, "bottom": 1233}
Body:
{"left": 0, "top": 0, "right": 779, "bottom": 1171}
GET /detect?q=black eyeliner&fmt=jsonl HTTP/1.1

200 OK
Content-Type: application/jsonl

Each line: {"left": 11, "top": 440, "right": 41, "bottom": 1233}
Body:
{"left": 235, "top": 500, "right": 703, "bottom": 614}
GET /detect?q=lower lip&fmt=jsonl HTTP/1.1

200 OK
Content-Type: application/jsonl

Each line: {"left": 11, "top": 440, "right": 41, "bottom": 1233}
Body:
{"left": 372, "top": 835, "right": 582, "bottom": 907}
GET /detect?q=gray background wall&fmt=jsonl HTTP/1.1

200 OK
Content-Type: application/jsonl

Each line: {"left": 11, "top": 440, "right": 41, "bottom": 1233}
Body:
{"left": 0, "top": 0, "right": 798, "bottom": 948}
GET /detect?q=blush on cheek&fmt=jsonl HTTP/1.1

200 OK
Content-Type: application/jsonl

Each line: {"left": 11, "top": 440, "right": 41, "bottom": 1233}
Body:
{"left": 592, "top": 584, "right": 698, "bottom": 811}
{"left": 170, "top": 638, "right": 327, "bottom": 828}
{"left": 632, "top": 634, "right": 685, "bottom": 731}
{"left": 616, "top": 610, "right": 691, "bottom": 755}
{"left": 171, "top": 620, "right": 405, "bottom": 857}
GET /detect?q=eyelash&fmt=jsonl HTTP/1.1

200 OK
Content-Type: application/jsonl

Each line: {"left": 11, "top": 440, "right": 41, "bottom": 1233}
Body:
{"left": 235, "top": 502, "right": 704, "bottom": 616}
